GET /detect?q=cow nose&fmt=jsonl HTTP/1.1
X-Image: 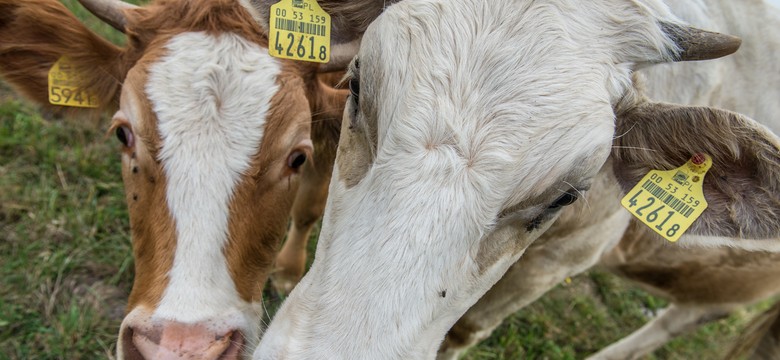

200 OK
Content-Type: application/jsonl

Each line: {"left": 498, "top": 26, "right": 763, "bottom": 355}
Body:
{"left": 124, "top": 322, "right": 244, "bottom": 360}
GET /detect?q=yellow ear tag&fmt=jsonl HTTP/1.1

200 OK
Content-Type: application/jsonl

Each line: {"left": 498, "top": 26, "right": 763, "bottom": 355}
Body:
{"left": 48, "top": 57, "right": 99, "bottom": 108}
{"left": 621, "top": 153, "right": 712, "bottom": 242}
{"left": 269, "top": 0, "right": 331, "bottom": 63}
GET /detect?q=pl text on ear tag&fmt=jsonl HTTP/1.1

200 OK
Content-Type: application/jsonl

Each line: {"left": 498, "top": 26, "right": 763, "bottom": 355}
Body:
{"left": 621, "top": 153, "right": 711, "bottom": 242}
{"left": 48, "top": 57, "right": 99, "bottom": 108}
{"left": 269, "top": 0, "right": 331, "bottom": 63}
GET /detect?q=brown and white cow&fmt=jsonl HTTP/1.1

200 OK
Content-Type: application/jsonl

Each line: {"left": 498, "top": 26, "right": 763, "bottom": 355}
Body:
{"left": 0, "top": 0, "right": 361, "bottom": 358}
{"left": 252, "top": 0, "right": 780, "bottom": 359}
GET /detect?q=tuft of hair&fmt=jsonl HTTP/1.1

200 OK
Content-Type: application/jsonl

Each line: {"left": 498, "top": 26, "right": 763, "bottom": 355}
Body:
{"left": 126, "top": 0, "right": 268, "bottom": 46}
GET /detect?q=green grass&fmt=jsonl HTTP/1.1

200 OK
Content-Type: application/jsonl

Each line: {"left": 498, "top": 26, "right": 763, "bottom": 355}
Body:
{"left": 0, "top": 97, "right": 131, "bottom": 358}
{"left": 460, "top": 270, "right": 771, "bottom": 360}
{"left": 0, "top": 1, "right": 770, "bottom": 359}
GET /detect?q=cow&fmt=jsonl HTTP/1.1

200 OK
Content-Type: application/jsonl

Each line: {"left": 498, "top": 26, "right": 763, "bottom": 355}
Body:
{"left": 0, "top": 0, "right": 364, "bottom": 358}
{"left": 438, "top": 1, "right": 780, "bottom": 358}
{"left": 252, "top": 0, "right": 780, "bottom": 359}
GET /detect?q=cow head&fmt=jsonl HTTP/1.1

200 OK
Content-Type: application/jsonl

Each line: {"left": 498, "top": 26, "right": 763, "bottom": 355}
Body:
{"left": 255, "top": 0, "right": 780, "bottom": 358}
{"left": 0, "top": 0, "right": 350, "bottom": 358}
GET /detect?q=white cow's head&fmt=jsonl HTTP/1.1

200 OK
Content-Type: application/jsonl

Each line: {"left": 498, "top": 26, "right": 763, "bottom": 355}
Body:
{"left": 255, "top": 0, "right": 780, "bottom": 358}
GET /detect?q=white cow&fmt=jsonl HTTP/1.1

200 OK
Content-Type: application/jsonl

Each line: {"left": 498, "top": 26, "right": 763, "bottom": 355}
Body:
{"left": 439, "top": 1, "right": 780, "bottom": 359}
{"left": 254, "top": 0, "right": 780, "bottom": 359}
{"left": 437, "top": 1, "right": 780, "bottom": 358}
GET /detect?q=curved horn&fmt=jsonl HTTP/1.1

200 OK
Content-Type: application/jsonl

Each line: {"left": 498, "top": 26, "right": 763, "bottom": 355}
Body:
{"left": 661, "top": 22, "right": 742, "bottom": 61}
{"left": 78, "top": 0, "right": 138, "bottom": 33}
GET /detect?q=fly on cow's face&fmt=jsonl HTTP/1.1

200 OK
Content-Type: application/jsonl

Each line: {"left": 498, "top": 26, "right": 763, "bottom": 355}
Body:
{"left": 526, "top": 215, "right": 544, "bottom": 232}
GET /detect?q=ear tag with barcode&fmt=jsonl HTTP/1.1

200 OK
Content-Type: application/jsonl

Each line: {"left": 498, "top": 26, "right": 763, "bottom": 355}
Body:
{"left": 269, "top": 0, "right": 331, "bottom": 63}
{"left": 621, "top": 153, "right": 712, "bottom": 242}
{"left": 48, "top": 57, "right": 99, "bottom": 108}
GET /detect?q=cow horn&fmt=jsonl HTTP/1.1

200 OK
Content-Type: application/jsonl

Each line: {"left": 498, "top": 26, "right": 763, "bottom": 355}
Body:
{"left": 661, "top": 22, "right": 742, "bottom": 61}
{"left": 78, "top": 0, "right": 138, "bottom": 33}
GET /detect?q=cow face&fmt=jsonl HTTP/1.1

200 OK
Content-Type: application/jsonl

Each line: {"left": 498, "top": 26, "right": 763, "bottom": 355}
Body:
{"left": 116, "top": 30, "right": 313, "bottom": 360}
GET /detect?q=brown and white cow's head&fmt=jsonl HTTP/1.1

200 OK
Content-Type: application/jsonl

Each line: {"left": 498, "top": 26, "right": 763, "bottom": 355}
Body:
{"left": 255, "top": 0, "right": 780, "bottom": 358}
{"left": 0, "top": 0, "right": 350, "bottom": 358}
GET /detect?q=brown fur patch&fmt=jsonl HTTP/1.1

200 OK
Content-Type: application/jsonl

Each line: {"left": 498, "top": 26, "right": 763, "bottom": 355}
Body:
{"left": 121, "top": 65, "right": 173, "bottom": 311}
{"left": 226, "top": 69, "right": 313, "bottom": 301}
{"left": 125, "top": 0, "right": 268, "bottom": 49}
{"left": 602, "top": 220, "right": 780, "bottom": 305}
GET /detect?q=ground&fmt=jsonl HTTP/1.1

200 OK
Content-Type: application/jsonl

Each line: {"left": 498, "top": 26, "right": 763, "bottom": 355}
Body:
{"left": 0, "top": 1, "right": 773, "bottom": 359}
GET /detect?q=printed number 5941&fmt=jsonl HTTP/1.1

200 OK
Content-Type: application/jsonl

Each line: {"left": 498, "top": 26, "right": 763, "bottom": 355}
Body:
{"left": 51, "top": 86, "right": 93, "bottom": 105}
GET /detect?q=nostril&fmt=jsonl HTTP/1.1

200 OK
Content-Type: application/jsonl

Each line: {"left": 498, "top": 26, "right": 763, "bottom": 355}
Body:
{"left": 130, "top": 326, "right": 163, "bottom": 360}
{"left": 122, "top": 325, "right": 161, "bottom": 360}
{"left": 122, "top": 326, "right": 144, "bottom": 360}
{"left": 219, "top": 330, "right": 246, "bottom": 360}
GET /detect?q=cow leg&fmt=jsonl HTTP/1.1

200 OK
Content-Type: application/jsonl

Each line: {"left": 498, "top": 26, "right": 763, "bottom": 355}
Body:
{"left": 722, "top": 300, "right": 780, "bottom": 360}
{"left": 437, "top": 252, "right": 586, "bottom": 360}
{"left": 438, "top": 208, "right": 630, "bottom": 360}
{"left": 271, "top": 159, "right": 331, "bottom": 294}
{"left": 586, "top": 303, "right": 735, "bottom": 360}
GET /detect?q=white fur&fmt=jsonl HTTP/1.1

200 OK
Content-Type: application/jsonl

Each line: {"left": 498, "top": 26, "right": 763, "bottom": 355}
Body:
{"left": 255, "top": 0, "right": 682, "bottom": 358}
{"left": 146, "top": 32, "right": 279, "bottom": 329}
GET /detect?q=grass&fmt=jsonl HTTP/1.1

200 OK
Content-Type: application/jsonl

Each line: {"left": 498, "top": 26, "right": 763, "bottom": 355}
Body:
{"left": 0, "top": 96, "right": 131, "bottom": 358}
{"left": 0, "top": 1, "right": 770, "bottom": 359}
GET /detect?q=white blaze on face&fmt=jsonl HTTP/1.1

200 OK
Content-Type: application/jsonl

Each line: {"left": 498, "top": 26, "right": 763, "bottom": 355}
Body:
{"left": 146, "top": 32, "right": 281, "bottom": 323}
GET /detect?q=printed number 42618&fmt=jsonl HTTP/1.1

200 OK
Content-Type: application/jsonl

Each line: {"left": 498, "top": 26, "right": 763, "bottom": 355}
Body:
{"left": 626, "top": 189, "right": 681, "bottom": 238}
{"left": 274, "top": 33, "right": 327, "bottom": 61}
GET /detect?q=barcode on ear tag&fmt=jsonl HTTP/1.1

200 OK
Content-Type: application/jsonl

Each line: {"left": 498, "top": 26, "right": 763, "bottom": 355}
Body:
{"left": 621, "top": 154, "right": 711, "bottom": 242}
{"left": 48, "top": 57, "right": 99, "bottom": 108}
{"left": 269, "top": 0, "right": 331, "bottom": 63}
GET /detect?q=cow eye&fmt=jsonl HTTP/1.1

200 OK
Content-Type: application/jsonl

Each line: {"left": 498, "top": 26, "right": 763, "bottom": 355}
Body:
{"left": 287, "top": 151, "right": 307, "bottom": 172}
{"left": 115, "top": 125, "right": 134, "bottom": 148}
{"left": 349, "top": 77, "right": 360, "bottom": 100}
{"left": 548, "top": 192, "right": 578, "bottom": 209}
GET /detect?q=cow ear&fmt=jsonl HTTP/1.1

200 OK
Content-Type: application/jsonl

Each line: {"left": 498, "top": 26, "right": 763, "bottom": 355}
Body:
{"left": 611, "top": 101, "right": 780, "bottom": 240}
{"left": 0, "top": 0, "right": 125, "bottom": 112}
{"left": 309, "top": 72, "right": 349, "bottom": 145}
{"left": 248, "top": 0, "right": 394, "bottom": 71}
